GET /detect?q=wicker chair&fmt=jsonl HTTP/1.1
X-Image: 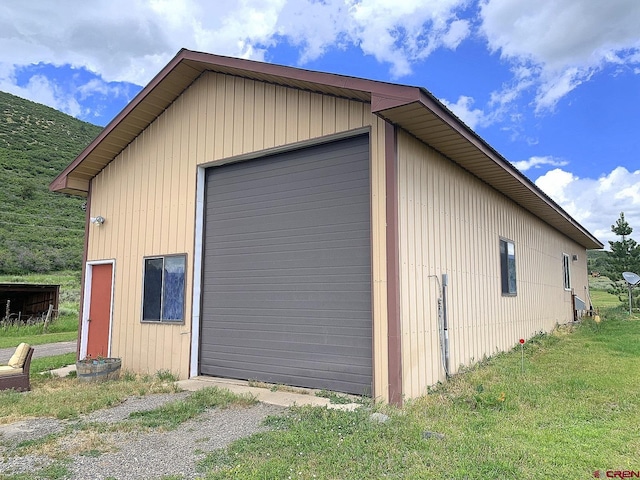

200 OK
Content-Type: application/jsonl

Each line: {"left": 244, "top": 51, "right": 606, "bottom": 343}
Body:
{"left": 0, "top": 343, "right": 35, "bottom": 392}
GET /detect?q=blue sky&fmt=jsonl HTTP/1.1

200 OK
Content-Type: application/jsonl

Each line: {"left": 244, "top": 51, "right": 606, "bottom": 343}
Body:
{"left": 1, "top": 0, "right": 639, "bottom": 246}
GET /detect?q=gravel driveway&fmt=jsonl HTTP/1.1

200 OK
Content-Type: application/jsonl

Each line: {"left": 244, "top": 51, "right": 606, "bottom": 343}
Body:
{"left": 0, "top": 392, "right": 285, "bottom": 479}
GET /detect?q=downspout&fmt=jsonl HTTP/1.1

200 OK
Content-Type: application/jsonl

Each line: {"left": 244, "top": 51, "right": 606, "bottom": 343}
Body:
{"left": 442, "top": 273, "right": 450, "bottom": 378}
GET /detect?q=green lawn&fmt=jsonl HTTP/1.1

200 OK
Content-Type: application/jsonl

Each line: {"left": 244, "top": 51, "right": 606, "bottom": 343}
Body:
{"left": 200, "top": 308, "right": 640, "bottom": 479}
{"left": 0, "top": 314, "right": 78, "bottom": 349}
{"left": 590, "top": 289, "right": 623, "bottom": 308}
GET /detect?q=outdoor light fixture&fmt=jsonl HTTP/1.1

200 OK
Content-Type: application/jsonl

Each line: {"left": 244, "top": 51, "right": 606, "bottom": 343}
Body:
{"left": 90, "top": 216, "right": 105, "bottom": 226}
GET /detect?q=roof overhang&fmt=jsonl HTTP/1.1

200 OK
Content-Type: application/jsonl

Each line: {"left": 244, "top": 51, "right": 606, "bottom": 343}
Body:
{"left": 50, "top": 49, "right": 603, "bottom": 250}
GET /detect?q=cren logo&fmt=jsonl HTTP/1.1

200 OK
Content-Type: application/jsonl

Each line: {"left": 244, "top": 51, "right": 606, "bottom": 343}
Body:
{"left": 604, "top": 471, "right": 640, "bottom": 478}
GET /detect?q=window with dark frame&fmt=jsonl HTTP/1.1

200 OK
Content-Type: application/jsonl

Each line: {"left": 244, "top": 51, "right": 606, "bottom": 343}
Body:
{"left": 142, "top": 254, "right": 186, "bottom": 322}
{"left": 562, "top": 253, "right": 571, "bottom": 290}
{"left": 500, "top": 238, "right": 517, "bottom": 295}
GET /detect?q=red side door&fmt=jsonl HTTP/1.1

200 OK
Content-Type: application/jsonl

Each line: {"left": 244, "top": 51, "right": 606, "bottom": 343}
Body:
{"left": 87, "top": 263, "right": 113, "bottom": 358}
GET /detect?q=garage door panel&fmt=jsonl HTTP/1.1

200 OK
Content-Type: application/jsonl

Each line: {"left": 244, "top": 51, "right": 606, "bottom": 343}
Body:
{"left": 205, "top": 275, "right": 371, "bottom": 291}
{"left": 208, "top": 202, "right": 370, "bottom": 234}
{"left": 211, "top": 167, "right": 369, "bottom": 205}
{"left": 205, "top": 253, "right": 371, "bottom": 272}
{"left": 204, "top": 356, "right": 373, "bottom": 378}
{"left": 203, "top": 322, "right": 372, "bottom": 338}
{"left": 202, "top": 263, "right": 371, "bottom": 278}
{"left": 203, "top": 299, "right": 370, "bottom": 313}
{"left": 208, "top": 223, "right": 369, "bottom": 246}
{"left": 200, "top": 135, "right": 372, "bottom": 395}
{"left": 200, "top": 325, "right": 373, "bottom": 346}
{"left": 200, "top": 308, "right": 371, "bottom": 324}
{"left": 211, "top": 142, "right": 367, "bottom": 187}
{"left": 208, "top": 366, "right": 371, "bottom": 396}
{"left": 200, "top": 338, "right": 372, "bottom": 358}
{"left": 202, "top": 351, "right": 373, "bottom": 376}
{"left": 204, "top": 235, "right": 370, "bottom": 256}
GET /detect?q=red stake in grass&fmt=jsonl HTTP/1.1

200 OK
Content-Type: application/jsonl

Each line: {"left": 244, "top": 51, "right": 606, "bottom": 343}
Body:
{"left": 519, "top": 338, "right": 525, "bottom": 373}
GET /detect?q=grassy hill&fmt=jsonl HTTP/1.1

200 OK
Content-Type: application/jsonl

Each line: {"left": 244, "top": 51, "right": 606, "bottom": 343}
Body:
{"left": 0, "top": 91, "right": 102, "bottom": 274}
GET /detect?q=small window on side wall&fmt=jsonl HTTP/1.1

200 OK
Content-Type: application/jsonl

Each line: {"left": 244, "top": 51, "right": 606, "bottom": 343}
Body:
{"left": 562, "top": 253, "right": 571, "bottom": 290}
{"left": 500, "top": 238, "right": 517, "bottom": 295}
{"left": 142, "top": 254, "right": 186, "bottom": 323}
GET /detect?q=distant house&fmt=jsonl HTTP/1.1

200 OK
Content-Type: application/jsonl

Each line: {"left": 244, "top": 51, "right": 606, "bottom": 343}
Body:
{"left": 51, "top": 49, "right": 602, "bottom": 404}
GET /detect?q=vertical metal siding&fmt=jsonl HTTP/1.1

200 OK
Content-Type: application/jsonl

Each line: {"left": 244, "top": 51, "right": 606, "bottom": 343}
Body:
{"left": 397, "top": 130, "right": 588, "bottom": 399}
{"left": 86, "top": 72, "right": 389, "bottom": 399}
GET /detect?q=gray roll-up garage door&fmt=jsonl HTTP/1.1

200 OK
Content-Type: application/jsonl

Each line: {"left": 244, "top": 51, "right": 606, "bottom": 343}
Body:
{"left": 200, "top": 135, "right": 372, "bottom": 395}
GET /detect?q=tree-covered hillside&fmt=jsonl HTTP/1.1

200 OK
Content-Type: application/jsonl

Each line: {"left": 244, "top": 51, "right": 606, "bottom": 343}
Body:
{"left": 0, "top": 91, "right": 102, "bottom": 274}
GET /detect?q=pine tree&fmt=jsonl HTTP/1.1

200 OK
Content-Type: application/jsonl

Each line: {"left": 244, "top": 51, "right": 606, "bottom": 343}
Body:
{"left": 608, "top": 212, "right": 640, "bottom": 280}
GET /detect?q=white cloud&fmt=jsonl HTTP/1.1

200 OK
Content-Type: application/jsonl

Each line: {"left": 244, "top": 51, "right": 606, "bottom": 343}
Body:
{"left": 276, "top": 0, "right": 471, "bottom": 78}
{"left": 440, "top": 95, "right": 488, "bottom": 129}
{"left": 479, "top": 0, "right": 640, "bottom": 111}
{"left": 0, "top": 0, "right": 474, "bottom": 119}
{"left": 0, "top": 0, "right": 470, "bottom": 88}
{"left": 534, "top": 167, "right": 640, "bottom": 246}
{"left": 0, "top": 70, "right": 85, "bottom": 118}
{"left": 512, "top": 156, "right": 568, "bottom": 172}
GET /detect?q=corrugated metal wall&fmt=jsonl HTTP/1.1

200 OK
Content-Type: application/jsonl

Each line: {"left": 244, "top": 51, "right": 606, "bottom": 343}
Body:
{"left": 86, "top": 72, "right": 390, "bottom": 399}
{"left": 397, "top": 130, "right": 588, "bottom": 398}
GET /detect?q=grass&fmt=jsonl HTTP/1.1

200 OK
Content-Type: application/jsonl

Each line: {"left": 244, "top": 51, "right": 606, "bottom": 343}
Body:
{"left": 30, "top": 352, "right": 77, "bottom": 377}
{"left": 0, "top": 319, "right": 78, "bottom": 349}
{"left": 128, "top": 386, "right": 257, "bottom": 429}
{"left": 590, "top": 289, "right": 623, "bottom": 308}
{"left": 0, "top": 460, "right": 73, "bottom": 480}
{"left": 199, "top": 308, "right": 640, "bottom": 479}
{"left": 0, "top": 371, "right": 181, "bottom": 424}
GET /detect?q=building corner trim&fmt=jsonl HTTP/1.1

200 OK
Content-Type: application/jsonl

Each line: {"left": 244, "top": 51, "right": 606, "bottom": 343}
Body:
{"left": 77, "top": 180, "right": 92, "bottom": 358}
{"left": 385, "top": 121, "right": 402, "bottom": 406}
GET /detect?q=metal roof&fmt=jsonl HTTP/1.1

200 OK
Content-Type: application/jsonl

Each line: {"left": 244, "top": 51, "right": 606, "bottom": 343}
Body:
{"left": 49, "top": 49, "right": 602, "bottom": 250}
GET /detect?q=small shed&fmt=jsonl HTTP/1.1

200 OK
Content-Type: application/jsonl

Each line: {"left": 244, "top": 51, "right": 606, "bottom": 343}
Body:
{"left": 0, "top": 283, "right": 60, "bottom": 322}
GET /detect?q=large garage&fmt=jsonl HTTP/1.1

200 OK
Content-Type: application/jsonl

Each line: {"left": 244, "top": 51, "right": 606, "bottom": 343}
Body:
{"left": 199, "top": 134, "right": 373, "bottom": 395}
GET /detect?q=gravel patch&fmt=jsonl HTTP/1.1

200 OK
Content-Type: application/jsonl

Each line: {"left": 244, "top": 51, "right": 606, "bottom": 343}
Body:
{"left": 83, "top": 392, "right": 192, "bottom": 424}
{"left": 0, "top": 392, "right": 286, "bottom": 479}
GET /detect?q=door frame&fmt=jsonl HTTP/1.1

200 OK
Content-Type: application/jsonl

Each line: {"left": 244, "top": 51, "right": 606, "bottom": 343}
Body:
{"left": 80, "top": 259, "right": 116, "bottom": 360}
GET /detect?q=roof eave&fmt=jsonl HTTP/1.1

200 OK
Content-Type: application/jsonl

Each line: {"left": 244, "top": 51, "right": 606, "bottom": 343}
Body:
{"left": 373, "top": 92, "right": 603, "bottom": 250}
{"left": 49, "top": 48, "right": 198, "bottom": 195}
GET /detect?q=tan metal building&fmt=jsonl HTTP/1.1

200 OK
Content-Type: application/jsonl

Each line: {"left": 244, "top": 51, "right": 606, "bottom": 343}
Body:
{"left": 51, "top": 49, "right": 602, "bottom": 404}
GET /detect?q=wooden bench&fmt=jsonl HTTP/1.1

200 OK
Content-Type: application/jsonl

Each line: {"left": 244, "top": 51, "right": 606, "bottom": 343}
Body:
{"left": 0, "top": 343, "right": 35, "bottom": 392}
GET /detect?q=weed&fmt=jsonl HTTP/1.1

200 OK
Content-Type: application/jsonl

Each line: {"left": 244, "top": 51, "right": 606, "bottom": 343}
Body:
{"left": 79, "top": 449, "right": 101, "bottom": 458}
{"left": 315, "top": 389, "right": 362, "bottom": 405}
{"left": 128, "top": 387, "right": 256, "bottom": 429}
{"left": 121, "top": 370, "right": 136, "bottom": 382}
{"left": 37, "top": 460, "right": 72, "bottom": 480}
{"left": 155, "top": 369, "right": 178, "bottom": 382}
{"left": 248, "top": 380, "right": 309, "bottom": 395}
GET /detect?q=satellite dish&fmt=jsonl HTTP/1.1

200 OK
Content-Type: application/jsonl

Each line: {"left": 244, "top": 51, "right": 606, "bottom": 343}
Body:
{"left": 622, "top": 272, "right": 640, "bottom": 286}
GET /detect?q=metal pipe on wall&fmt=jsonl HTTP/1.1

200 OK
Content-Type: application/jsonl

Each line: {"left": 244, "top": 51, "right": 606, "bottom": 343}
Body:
{"left": 442, "top": 273, "right": 450, "bottom": 378}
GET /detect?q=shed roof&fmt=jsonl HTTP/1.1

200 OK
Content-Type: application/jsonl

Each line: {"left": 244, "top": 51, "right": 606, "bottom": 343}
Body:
{"left": 50, "top": 48, "right": 602, "bottom": 250}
